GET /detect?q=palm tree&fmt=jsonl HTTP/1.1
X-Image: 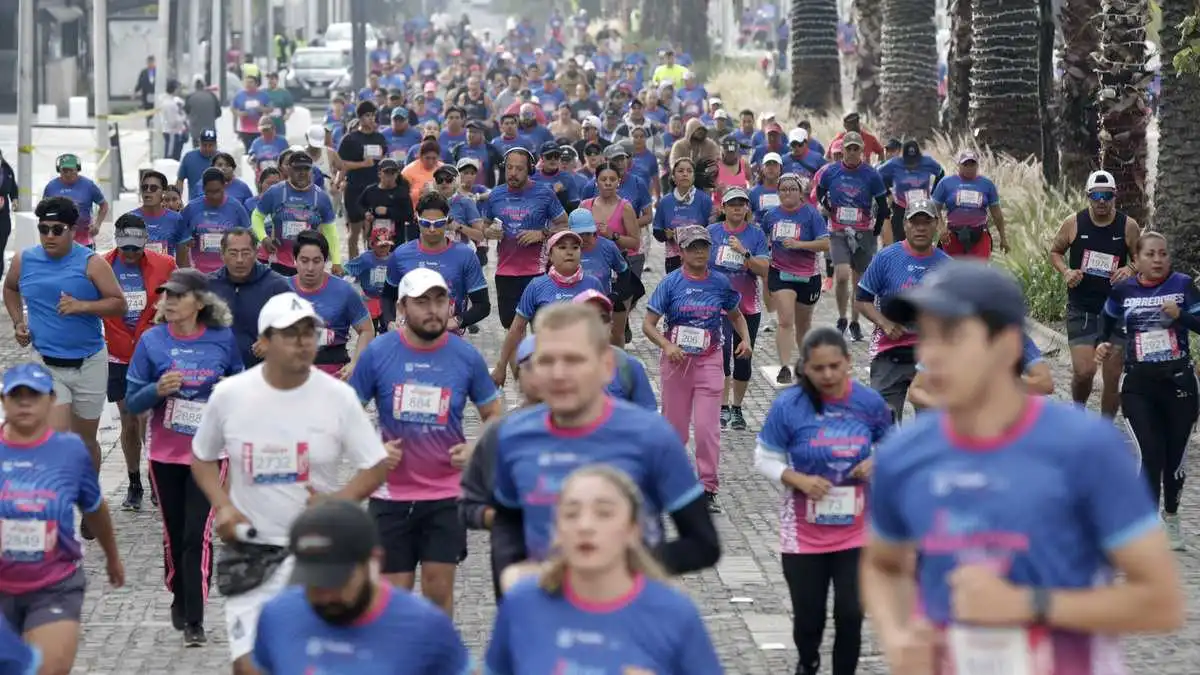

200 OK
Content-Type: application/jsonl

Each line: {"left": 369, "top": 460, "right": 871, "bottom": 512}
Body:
{"left": 878, "top": 0, "right": 939, "bottom": 140}
{"left": 1057, "top": 0, "right": 1102, "bottom": 189}
{"left": 1095, "top": 0, "right": 1150, "bottom": 225}
{"left": 943, "top": 0, "right": 972, "bottom": 133}
{"left": 853, "top": 0, "right": 883, "bottom": 115}
{"left": 791, "top": 0, "right": 841, "bottom": 114}
{"left": 674, "top": 0, "right": 712, "bottom": 63}
{"left": 1150, "top": 3, "right": 1200, "bottom": 271}
{"left": 969, "top": 0, "right": 1043, "bottom": 159}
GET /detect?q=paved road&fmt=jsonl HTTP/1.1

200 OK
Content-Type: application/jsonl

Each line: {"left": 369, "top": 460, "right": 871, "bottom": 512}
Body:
{"left": 0, "top": 235, "right": 1184, "bottom": 674}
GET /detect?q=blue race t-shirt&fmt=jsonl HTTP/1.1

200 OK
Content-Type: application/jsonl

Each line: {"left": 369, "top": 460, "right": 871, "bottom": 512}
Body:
{"left": 708, "top": 222, "right": 769, "bottom": 316}
{"left": 869, "top": 398, "right": 1158, "bottom": 670}
{"left": 532, "top": 169, "right": 580, "bottom": 203}
{"left": 178, "top": 197, "right": 251, "bottom": 273}
{"left": 0, "top": 617, "right": 39, "bottom": 675}
{"left": 177, "top": 149, "right": 217, "bottom": 200}
{"left": 647, "top": 268, "right": 741, "bottom": 356}
{"left": 857, "top": 242, "right": 951, "bottom": 357}
{"left": 130, "top": 207, "right": 187, "bottom": 256}
{"left": 485, "top": 577, "right": 722, "bottom": 675}
{"left": 492, "top": 399, "right": 704, "bottom": 559}
{"left": 653, "top": 189, "right": 713, "bottom": 260}
{"left": 605, "top": 348, "right": 657, "bottom": 410}
{"left": 748, "top": 183, "right": 781, "bottom": 220}
{"left": 349, "top": 330, "right": 497, "bottom": 501}
{"left": 226, "top": 178, "right": 255, "bottom": 205}
{"left": 247, "top": 135, "right": 290, "bottom": 173}
{"left": 42, "top": 176, "right": 105, "bottom": 232}
{"left": 580, "top": 237, "right": 628, "bottom": 295}
{"left": 1103, "top": 272, "right": 1200, "bottom": 365}
{"left": 111, "top": 258, "right": 146, "bottom": 331}
{"left": 918, "top": 332, "right": 1044, "bottom": 374}
{"left": 515, "top": 274, "right": 606, "bottom": 322}
{"left": 878, "top": 155, "right": 945, "bottom": 209}
{"left": 386, "top": 240, "right": 488, "bottom": 325}
{"left": 0, "top": 430, "right": 103, "bottom": 595}
{"left": 253, "top": 585, "right": 471, "bottom": 675}
{"left": 19, "top": 244, "right": 104, "bottom": 360}
{"left": 383, "top": 126, "right": 423, "bottom": 160}
{"left": 760, "top": 203, "right": 829, "bottom": 278}
{"left": 481, "top": 182, "right": 567, "bottom": 277}
{"left": 817, "top": 161, "right": 887, "bottom": 231}
{"left": 343, "top": 251, "right": 392, "bottom": 300}
{"left": 254, "top": 182, "right": 337, "bottom": 268}
{"left": 931, "top": 174, "right": 1000, "bottom": 230}
{"left": 288, "top": 276, "right": 369, "bottom": 350}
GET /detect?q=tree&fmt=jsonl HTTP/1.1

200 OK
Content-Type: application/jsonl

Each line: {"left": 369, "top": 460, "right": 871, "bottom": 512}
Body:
{"left": 791, "top": 0, "right": 841, "bottom": 114}
{"left": 943, "top": 0, "right": 973, "bottom": 133}
{"left": 853, "top": 0, "right": 883, "bottom": 116}
{"left": 1152, "top": 5, "right": 1200, "bottom": 273}
{"left": 642, "top": 0, "right": 673, "bottom": 41}
{"left": 1057, "top": 0, "right": 1102, "bottom": 189}
{"left": 878, "top": 0, "right": 939, "bottom": 140}
{"left": 969, "top": 0, "right": 1043, "bottom": 159}
{"left": 674, "top": 0, "right": 712, "bottom": 64}
{"left": 1096, "top": 0, "right": 1151, "bottom": 225}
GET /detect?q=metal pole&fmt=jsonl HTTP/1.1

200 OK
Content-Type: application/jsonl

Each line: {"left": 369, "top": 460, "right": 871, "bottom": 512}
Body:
{"left": 17, "top": 0, "right": 34, "bottom": 205}
{"left": 242, "top": 0, "right": 252, "bottom": 56}
{"left": 189, "top": 0, "right": 201, "bottom": 83}
{"left": 216, "top": 0, "right": 228, "bottom": 103}
{"left": 173, "top": 0, "right": 186, "bottom": 77}
{"left": 94, "top": 0, "right": 113, "bottom": 201}
{"left": 266, "top": 0, "right": 275, "bottom": 73}
{"left": 152, "top": 0, "right": 170, "bottom": 160}
{"left": 350, "top": 0, "right": 365, "bottom": 90}
{"left": 307, "top": 0, "right": 318, "bottom": 42}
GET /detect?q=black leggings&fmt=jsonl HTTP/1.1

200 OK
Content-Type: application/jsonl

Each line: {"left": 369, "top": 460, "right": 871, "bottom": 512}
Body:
{"left": 149, "top": 460, "right": 217, "bottom": 625}
{"left": 782, "top": 549, "right": 863, "bottom": 675}
{"left": 1122, "top": 365, "right": 1199, "bottom": 514}
{"left": 722, "top": 312, "right": 761, "bottom": 381}
{"left": 0, "top": 215, "right": 10, "bottom": 276}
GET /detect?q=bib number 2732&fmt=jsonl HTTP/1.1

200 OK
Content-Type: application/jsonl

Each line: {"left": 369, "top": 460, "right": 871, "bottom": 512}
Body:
{"left": 244, "top": 442, "right": 311, "bottom": 485}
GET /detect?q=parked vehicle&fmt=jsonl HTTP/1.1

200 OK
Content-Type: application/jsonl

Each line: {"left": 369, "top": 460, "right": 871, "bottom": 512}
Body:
{"left": 283, "top": 47, "right": 352, "bottom": 101}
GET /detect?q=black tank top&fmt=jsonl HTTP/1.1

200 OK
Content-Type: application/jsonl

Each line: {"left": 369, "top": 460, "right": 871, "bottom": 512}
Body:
{"left": 461, "top": 91, "right": 489, "bottom": 122}
{"left": 1067, "top": 208, "right": 1129, "bottom": 313}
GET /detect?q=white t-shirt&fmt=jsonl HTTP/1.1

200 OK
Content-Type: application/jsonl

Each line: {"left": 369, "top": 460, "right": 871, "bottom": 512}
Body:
{"left": 192, "top": 365, "right": 386, "bottom": 545}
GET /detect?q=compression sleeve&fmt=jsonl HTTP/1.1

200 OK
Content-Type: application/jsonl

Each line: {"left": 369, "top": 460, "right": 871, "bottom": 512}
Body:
{"left": 459, "top": 288, "right": 492, "bottom": 329}
{"left": 250, "top": 209, "right": 268, "bottom": 242}
{"left": 320, "top": 221, "right": 342, "bottom": 265}
{"left": 656, "top": 495, "right": 721, "bottom": 575}
{"left": 124, "top": 381, "right": 161, "bottom": 415}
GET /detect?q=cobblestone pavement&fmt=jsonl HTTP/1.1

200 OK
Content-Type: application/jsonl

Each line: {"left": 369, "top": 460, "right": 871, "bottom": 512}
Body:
{"left": 1, "top": 237, "right": 1195, "bottom": 673}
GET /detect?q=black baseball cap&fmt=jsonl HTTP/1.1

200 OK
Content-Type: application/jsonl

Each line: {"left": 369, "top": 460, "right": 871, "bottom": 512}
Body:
{"left": 883, "top": 260, "right": 1026, "bottom": 328}
{"left": 289, "top": 152, "right": 314, "bottom": 168}
{"left": 465, "top": 119, "right": 485, "bottom": 131}
{"left": 584, "top": 142, "right": 603, "bottom": 155}
{"left": 378, "top": 158, "right": 400, "bottom": 171}
{"left": 200, "top": 129, "right": 217, "bottom": 143}
{"left": 539, "top": 141, "right": 562, "bottom": 157}
{"left": 288, "top": 499, "right": 379, "bottom": 588}
{"left": 885, "top": 137, "right": 902, "bottom": 150}
{"left": 902, "top": 140, "right": 921, "bottom": 163}
{"left": 157, "top": 268, "right": 210, "bottom": 295}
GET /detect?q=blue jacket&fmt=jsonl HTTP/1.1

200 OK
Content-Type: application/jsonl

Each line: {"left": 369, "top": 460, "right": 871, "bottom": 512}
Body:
{"left": 208, "top": 262, "right": 290, "bottom": 366}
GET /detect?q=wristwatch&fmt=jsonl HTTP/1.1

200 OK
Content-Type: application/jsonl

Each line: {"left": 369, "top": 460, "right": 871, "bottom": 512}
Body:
{"left": 609, "top": 231, "right": 620, "bottom": 242}
{"left": 1031, "top": 586, "right": 1051, "bottom": 624}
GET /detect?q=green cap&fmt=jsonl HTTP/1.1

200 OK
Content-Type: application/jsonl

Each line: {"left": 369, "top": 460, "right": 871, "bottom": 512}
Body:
{"left": 57, "top": 154, "right": 80, "bottom": 170}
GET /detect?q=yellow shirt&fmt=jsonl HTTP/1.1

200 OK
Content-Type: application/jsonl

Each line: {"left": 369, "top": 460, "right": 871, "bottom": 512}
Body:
{"left": 651, "top": 64, "right": 688, "bottom": 89}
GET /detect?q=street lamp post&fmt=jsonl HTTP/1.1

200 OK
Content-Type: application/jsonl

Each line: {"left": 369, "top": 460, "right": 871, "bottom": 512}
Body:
{"left": 17, "top": 0, "right": 35, "bottom": 202}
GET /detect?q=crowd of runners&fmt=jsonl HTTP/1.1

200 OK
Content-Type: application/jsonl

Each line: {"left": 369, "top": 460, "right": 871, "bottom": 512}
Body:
{"left": 0, "top": 10, "right": 1193, "bottom": 675}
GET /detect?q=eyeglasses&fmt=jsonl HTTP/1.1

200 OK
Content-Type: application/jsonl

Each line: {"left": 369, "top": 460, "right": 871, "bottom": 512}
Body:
{"left": 1088, "top": 191, "right": 1115, "bottom": 202}
{"left": 418, "top": 217, "right": 449, "bottom": 229}
{"left": 140, "top": 183, "right": 162, "bottom": 193}
{"left": 37, "top": 223, "right": 70, "bottom": 236}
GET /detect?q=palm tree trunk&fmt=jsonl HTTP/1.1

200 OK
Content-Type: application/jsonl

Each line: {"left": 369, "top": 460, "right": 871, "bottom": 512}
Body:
{"left": 878, "top": 0, "right": 939, "bottom": 140}
{"left": 791, "top": 0, "right": 841, "bottom": 114}
{"left": 852, "top": 0, "right": 883, "bottom": 116}
{"left": 943, "top": 0, "right": 972, "bottom": 133}
{"left": 1150, "top": 2, "right": 1200, "bottom": 269}
{"left": 969, "top": 0, "right": 1043, "bottom": 159}
{"left": 1096, "top": 0, "right": 1151, "bottom": 224}
{"left": 675, "top": 0, "right": 712, "bottom": 63}
{"left": 642, "top": 0, "right": 671, "bottom": 39}
{"left": 1056, "top": 0, "right": 1102, "bottom": 189}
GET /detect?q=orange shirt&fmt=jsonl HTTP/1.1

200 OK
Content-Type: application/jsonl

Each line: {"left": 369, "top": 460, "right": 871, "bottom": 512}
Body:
{"left": 401, "top": 160, "right": 441, "bottom": 204}
{"left": 827, "top": 129, "right": 886, "bottom": 164}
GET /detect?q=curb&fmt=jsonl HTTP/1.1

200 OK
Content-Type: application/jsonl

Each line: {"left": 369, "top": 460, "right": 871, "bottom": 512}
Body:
{"left": 1027, "top": 316, "right": 1069, "bottom": 359}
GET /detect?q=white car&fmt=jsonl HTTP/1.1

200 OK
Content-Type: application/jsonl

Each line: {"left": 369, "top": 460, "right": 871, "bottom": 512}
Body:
{"left": 321, "top": 22, "right": 381, "bottom": 53}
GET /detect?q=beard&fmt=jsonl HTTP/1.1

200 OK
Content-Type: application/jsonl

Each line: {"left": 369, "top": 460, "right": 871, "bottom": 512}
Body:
{"left": 409, "top": 319, "right": 447, "bottom": 341}
{"left": 311, "top": 578, "right": 374, "bottom": 626}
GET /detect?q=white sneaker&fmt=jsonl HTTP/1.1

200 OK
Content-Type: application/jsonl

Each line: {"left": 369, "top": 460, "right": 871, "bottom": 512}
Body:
{"left": 1163, "top": 513, "right": 1186, "bottom": 551}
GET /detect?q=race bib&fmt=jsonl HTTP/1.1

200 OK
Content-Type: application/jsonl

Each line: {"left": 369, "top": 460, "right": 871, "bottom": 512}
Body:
{"left": 282, "top": 221, "right": 306, "bottom": 238}
{"left": 773, "top": 221, "right": 797, "bottom": 240}
{"left": 806, "top": 485, "right": 860, "bottom": 526}
{"left": 245, "top": 99, "right": 261, "bottom": 110}
{"left": 201, "top": 232, "right": 223, "bottom": 252}
{"left": 369, "top": 267, "right": 387, "bottom": 286}
{"left": 1134, "top": 329, "right": 1177, "bottom": 361}
{"left": 957, "top": 189, "right": 984, "bottom": 207}
{"left": 0, "top": 519, "right": 55, "bottom": 562}
{"left": 374, "top": 218, "right": 392, "bottom": 232}
{"left": 125, "top": 290, "right": 147, "bottom": 313}
{"left": 672, "top": 325, "right": 710, "bottom": 351}
{"left": 759, "top": 193, "right": 781, "bottom": 210}
{"left": 245, "top": 442, "right": 310, "bottom": 485}
{"left": 364, "top": 145, "right": 383, "bottom": 159}
{"left": 836, "top": 206, "right": 860, "bottom": 225}
{"left": 391, "top": 149, "right": 406, "bottom": 159}
{"left": 1081, "top": 250, "right": 1117, "bottom": 277}
{"left": 166, "top": 397, "right": 205, "bottom": 435}
{"left": 145, "top": 241, "right": 168, "bottom": 255}
{"left": 904, "top": 189, "right": 927, "bottom": 204}
{"left": 317, "top": 327, "right": 336, "bottom": 347}
{"left": 392, "top": 383, "right": 451, "bottom": 425}
{"left": 717, "top": 245, "right": 745, "bottom": 268}
{"left": 947, "top": 625, "right": 1050, "bottom": 675}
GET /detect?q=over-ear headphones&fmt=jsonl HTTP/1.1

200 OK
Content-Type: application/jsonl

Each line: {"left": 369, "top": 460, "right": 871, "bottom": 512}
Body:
{"left": 55, "top": 153, "right": 79, "bottom": 172}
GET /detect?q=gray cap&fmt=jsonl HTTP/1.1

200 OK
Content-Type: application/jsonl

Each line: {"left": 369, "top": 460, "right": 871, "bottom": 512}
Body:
{"left": 905, "top": 197, "right": 937, "bottom": 220}
{"left": 841, "top": 131, "right": 864, "bottom": 148}
{"left": 604, "top": 143, "right": 630, "bottom": 160}
{"left": 677, "top": 225, "right": 712, "bottom": 249}
{"left": 722, "top": 186, "right": 750, "bottom": 205}
{"left": 883, "top": 260, "right": 1026, "bottom": 328}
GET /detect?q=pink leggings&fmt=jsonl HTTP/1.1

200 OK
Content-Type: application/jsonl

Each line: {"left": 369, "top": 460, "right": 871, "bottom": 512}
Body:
{"left": 660, "top": 349, "right": 725, "bottom": 492}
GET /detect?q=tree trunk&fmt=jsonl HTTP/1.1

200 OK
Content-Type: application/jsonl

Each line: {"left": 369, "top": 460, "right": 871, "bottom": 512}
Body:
{"left": 1038, "top": 0, "right": 1060, "bottom": 185}
{"left": 791, "top": 0, "right": 841, "bottom": 114}
{"left": 642, "top": 0, "right": 671, "bottom": 40}
{"left": 852, "top": 0, "right": 883, "bottom": 116}
{"left": 676, "top": 0, "right": 712, "bottom": 63}
{"left": 943, "top": 0, "right": 972, "bottom": 133}
{"left": 1056, "top": 0, "right": 1102, "bottom": 189}
{"left": 1096, "top": 0, "right": 1150, "bottom": 225}
{"left": 969, "top": 0, "right": 1043, "bottom": 159}
{"left": 1149, "top": 2, "right": 1200, "bottom": 269}
{"left": 878, "top": 0, "right": 939, "bottom": 140}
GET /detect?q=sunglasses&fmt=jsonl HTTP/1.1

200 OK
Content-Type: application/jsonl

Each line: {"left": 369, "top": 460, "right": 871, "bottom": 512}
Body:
{"left": 119, "top": 245, "right": 143, "bottom": 253}
{"left": 1088, "top": 191, "right": 1115, "bottom": 202}
{"left": 140, "top": 183, "right": 163, "bottom": 193}
{"left": 435, "top": 177, "right": 456, "bottom": 185}
{"left": 37, "top": 224, "right": 70, "bottom": 236}
{"left": 418, "top": 217, "right": 449, "bottom": 229}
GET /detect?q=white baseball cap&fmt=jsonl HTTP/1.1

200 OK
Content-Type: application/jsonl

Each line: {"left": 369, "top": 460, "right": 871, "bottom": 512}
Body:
{"left": 258, "top": 292, "right": 324, "bottom": 336}
{"left": 788, "top": 128, "right": 809, "bottom": 145}
{"left": 306, "top": 125, "right": 326, "bottom": 147}
{"left": 398, "top": 268, "right": 449, "bottom": 299}
{"left": 762, "top": 152, "right": 783, "bottom": 165}
{"left": 1086, "top": 170, "right": 1116, "bottom": 192}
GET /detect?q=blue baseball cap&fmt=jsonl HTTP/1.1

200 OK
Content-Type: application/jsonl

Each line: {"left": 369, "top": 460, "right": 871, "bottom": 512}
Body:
{"left": 567, "top": 209, "right": 597, "bottom": 234}
{"left": 199, "top": 129, "right": 217, "bottom": 143}
{"left": 358, "top": 87, "right": 374, "bottom": 101}
{"left": 390, "top": 106, "right": 409, "bottom": 119}
{"left": 882, "top": 259, "right": 1026, "bottom": 328}
{"left": 516, "top": 335, "right": 537, "bottom": 365}
{"left": 2, "top": 363, "right": 55, "bottom": 395}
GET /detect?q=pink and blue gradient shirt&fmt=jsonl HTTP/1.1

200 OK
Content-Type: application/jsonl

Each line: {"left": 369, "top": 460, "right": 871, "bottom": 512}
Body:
{"left": 179, "top": 196, "right": 252, "bottom": 273}
{"left": 0, "top": 429, "right": 103, "bottom": 594}
{"left": 516, "top": 273, "right": 606, "bottom": 322}
{"left": 481, "top": 182, "right": 567, "bottom": 277}
{"left": 857, "top": 242, "right": 951, "bottom": 357}
{"left": 817, "top": 161, "right": 886, "bottom": 231}
{"left": 931, "top": 174, "right": 1000, "bottom": 230}
{"left": 647, "top": 268, "right": 741, "bottom": 357}
{"left": 289, "top": 276, "right": 371, "bottom": 351}
{"left": 349, "top": 331, "right": 498, "bottom": 501}
{"left": 707, "top": 221, "right": 769, "bottom": 316}
{"left": 760, "top": 203, "right": 829, "bottom": 278}
{"left": 653, "top": 189, "right": 713, "bottom": 260}
{"left": 387, "top": 240, "right": 489, "bottom": 323}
